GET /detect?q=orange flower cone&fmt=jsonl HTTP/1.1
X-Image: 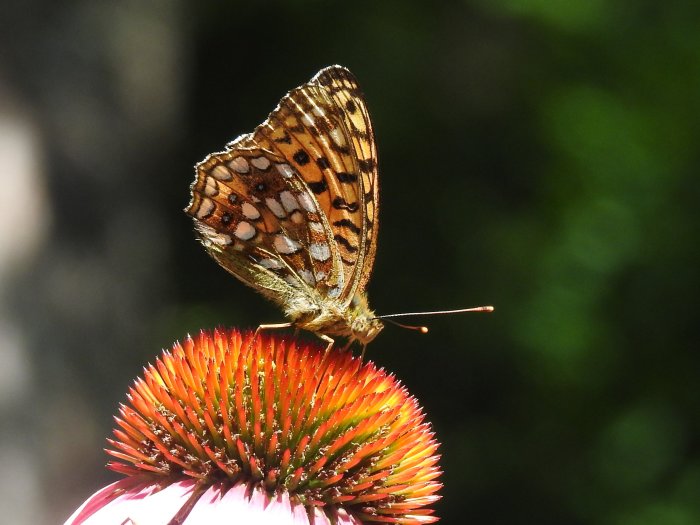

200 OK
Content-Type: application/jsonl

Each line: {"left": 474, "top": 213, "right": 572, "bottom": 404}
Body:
{"left": 65, "top": 329, "right": 442, "bottom": 524}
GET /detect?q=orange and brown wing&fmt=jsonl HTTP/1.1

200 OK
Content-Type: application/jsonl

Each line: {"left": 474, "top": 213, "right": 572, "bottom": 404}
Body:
{"left": 252, "top": 65, "right": 379, "bottom": 303}
{"left": 185, "top": 65, "right": 379, "bottom": 309}
{"left": 313, "top": 66, "right": 379, "bottom": 296}
{"left": 186, "top": 144, "right": 336, "bottom": 306}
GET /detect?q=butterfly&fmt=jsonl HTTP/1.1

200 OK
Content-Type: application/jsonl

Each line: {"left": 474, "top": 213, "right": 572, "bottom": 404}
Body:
{"left": 185, "top": 65, "right": 384, "bottom": 353}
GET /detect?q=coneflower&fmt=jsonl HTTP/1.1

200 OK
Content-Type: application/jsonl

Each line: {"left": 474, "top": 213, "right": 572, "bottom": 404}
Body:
{"left": 65, "top": 329, "right": 442, "bottom": 524}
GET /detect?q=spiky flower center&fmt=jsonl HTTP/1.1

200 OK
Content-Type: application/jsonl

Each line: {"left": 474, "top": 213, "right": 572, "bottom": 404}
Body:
{"left": 108, "top": 329, "right": 441, "bottom": 523}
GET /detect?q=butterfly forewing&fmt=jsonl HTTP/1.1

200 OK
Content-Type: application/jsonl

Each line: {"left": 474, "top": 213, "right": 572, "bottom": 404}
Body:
{"left": 314, "top": 67, "right": 380, "bottom": 294}
{"left": 253, "top": 70, "right": 374, "bottom": 301}
{"left": 185, "top": 65, "right": 378, "bottom": 313}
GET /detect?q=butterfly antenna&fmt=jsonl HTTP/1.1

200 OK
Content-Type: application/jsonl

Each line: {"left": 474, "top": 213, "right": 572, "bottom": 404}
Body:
{"left": 382, "top": 318, "right": 430, "bottom": 333}
{"left": 379, "top": 306, "right": 494, "bottom": 318}
{"left": 377, "top": 306, "right": 494, "bottom": 334}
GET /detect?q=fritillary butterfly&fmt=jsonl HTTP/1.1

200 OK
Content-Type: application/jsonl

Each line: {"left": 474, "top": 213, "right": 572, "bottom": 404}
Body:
{"left": 186, "top": 65, "right": 383, "bottom": 351}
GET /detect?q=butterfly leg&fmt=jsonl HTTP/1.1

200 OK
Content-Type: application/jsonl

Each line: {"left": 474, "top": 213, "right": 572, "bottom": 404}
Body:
{"left": 256, "top": 322, "right": 294, "bottom": 334}
{"left": 249, "top": 322, "right": 294, "bottom": 350}
{"left": 314, "top": 333, "right": 336, "bottom": 372}
{"left": 318, "top": 333, "right": 335, "bottom": 355}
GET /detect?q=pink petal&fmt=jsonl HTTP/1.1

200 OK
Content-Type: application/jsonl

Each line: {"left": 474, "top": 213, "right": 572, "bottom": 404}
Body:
{"left": 65, "top": 478, "right": 196, "bottom": 525}
{"left": 65, "top": 479, "right": 362, "bottom": 525}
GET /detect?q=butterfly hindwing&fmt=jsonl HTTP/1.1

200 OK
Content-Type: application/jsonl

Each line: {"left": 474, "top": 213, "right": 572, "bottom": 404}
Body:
{"left": 188, "top": 144, "right": 339, "bottom": 304}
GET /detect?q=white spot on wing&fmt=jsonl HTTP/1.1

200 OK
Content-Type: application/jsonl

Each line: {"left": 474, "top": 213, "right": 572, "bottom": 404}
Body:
{"left": 330, "top": 127, "right": 347, "bottom": 148}
{"left": 211, "top": 165, "right": 233, "bottom": 181}
{"left": 195, "top": 197, "right": 215, "bottom": 219}
{"left": 229, "top": 157, "right": 249, "bottom": 174}
{"left": 280, "top": 191, "right": 300, "bottom": 212}
{"left": 309, "top": 243, "right": 331, "bottom": 261}
{"left": 299, "top": 269, "right": 316, "bottom": 286}
{"left": 290, "top": 211, "right": 304, "bottom": 224}
{"left": 260, "top": 258, "right": 284, "bottom": 269}
{"left": 276, "top": 163, "right": 295, "bottom": 179}
{"left": 204, "top": 177, "right": 219, "bottom": 197}
{"left": 251, "top": 157, "right": 271, "bottom": 170}
{"left": 196, "top": 223, "right": 232, "bottom": 247}
{"left": 242, "top": 202, "right": 260, "bottom": 220}
{"left": 301, "top": 114, "right": 315, "bottom": 127}
{"left": 265, "top": 197, "right": 286, "bottom": 219}
{"left": 274, "top": 234, "right": 301, "bottom": 254}
{"left": 309, "top": 221, "right": 324, "bottom": 233}
{"left": 234, "top": 221, "right": 256, "bottom": 241}
{"left": 312, "top": 106, "right": 325, "bottom": 118}
{"left": 297, "top": 192, "right": 317, "bottom": 213}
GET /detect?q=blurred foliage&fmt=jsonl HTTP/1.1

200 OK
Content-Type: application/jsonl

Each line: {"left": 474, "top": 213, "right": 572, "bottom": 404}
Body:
{"left": 2, "top": 0, "right": 700, "bottom": 523}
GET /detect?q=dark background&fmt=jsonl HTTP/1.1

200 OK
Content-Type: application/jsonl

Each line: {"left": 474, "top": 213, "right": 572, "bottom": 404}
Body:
{"left": 1, "top": 1, "right": 699, "bottom": 524}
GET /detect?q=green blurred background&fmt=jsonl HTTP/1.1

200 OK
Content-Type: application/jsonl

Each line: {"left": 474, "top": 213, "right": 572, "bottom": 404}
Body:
{"left": 1, "top": 1, "right": 699, "bottom": 523}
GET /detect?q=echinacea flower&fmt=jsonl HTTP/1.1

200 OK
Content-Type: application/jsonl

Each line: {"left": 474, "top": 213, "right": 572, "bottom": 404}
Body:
{"left": 65, "top": 329, "right": 442, "bottom": 524}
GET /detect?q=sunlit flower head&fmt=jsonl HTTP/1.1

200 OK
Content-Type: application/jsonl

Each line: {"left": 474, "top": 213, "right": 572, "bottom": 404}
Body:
{"left": 66, "top": 329, "right": 442, "bottom": 524}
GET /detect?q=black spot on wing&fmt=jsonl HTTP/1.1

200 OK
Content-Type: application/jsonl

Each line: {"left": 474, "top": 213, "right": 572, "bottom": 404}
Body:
{"left": 336, "top": 172, "right": 358, "bottom": 183}
{"left": 331, "top": 144, "right": 351, "bottom": 155}
{"left": 353, "top": 129, "right": 370, "bottom": 141}
{"left": 332, "top": 196, "right": 359, "bottom": 212}
{"left": 333, "top": 218, "right": 362, "bottom": 234}
{"left": 293, "top": 149, "right": 310, "bottom": 165}
{"left": 358, "top": 159, "right": 375, "bottom": 172}
{"left": 308, "top": 179, "right": 328, "bottom": 194}
{"left": 334, "top": 234, "right": 358, "bottom": 253}
{"left": 313, "top": 118, "right": 332, "bottom": 135}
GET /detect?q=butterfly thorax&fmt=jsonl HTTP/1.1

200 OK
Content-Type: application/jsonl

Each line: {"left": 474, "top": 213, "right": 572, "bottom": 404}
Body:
{"left": 287, "top": 292, "right": 384, "bottom": 346}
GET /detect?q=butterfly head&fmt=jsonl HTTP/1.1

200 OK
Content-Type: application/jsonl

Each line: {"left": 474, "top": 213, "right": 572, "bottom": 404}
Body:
{"left": 347, "top": 293, "right": 384, "bottom": 346}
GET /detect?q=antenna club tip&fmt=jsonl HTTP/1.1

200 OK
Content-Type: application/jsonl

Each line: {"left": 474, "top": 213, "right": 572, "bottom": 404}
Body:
{"left": 484, "top": 306, "right": 495, "bottom": 312}
{"left": 419, "top": 327, "right": 429, "bottom": 334}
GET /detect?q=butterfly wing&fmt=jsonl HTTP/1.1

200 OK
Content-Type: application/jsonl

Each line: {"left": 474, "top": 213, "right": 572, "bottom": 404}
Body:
{"left": 252, "top": 65, "right": 379, "bottom": 302}
{"left": 185, "top": 65, "right": 378, "bottom": 313}
{"left": 312, "top": 66, "right": 379, "bottom": 295}
{"left": 186, "top": 145, "right": 336, "bottom": 310}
